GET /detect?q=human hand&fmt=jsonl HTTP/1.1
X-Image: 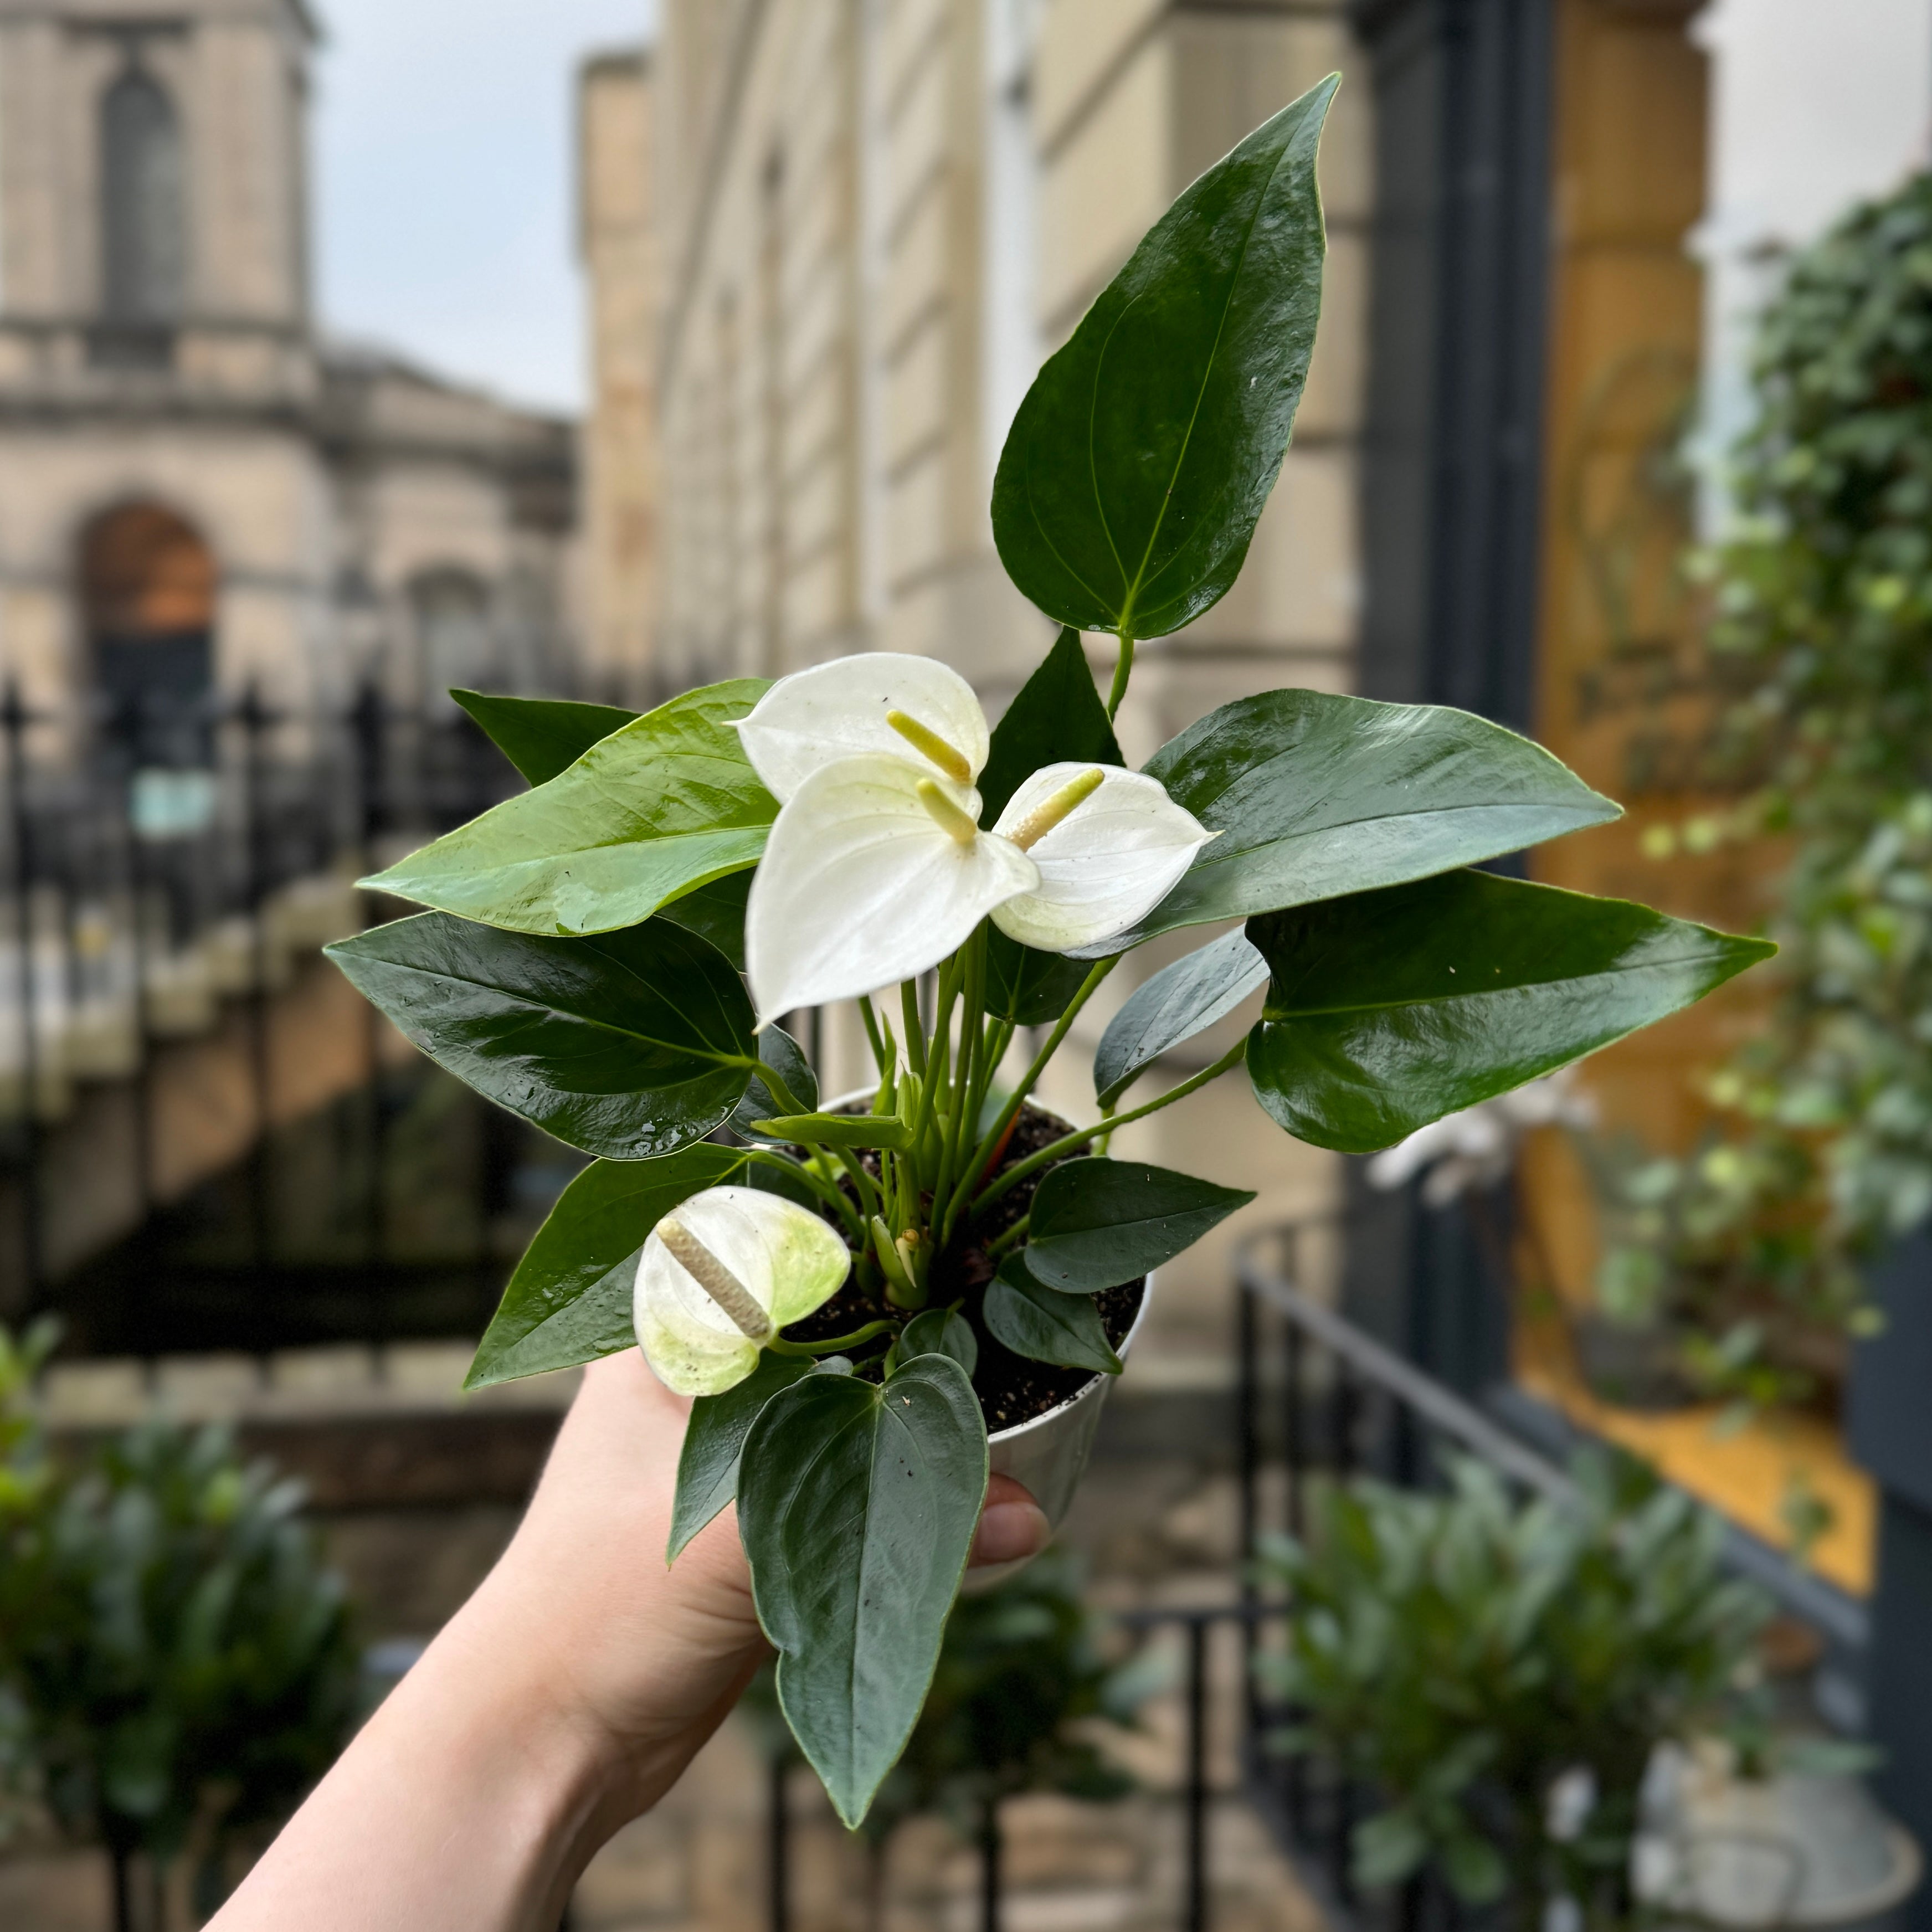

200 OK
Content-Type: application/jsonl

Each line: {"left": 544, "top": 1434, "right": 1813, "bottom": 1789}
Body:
{"left": 208, "top": 1348, "right": 1048, "bottom": 1932}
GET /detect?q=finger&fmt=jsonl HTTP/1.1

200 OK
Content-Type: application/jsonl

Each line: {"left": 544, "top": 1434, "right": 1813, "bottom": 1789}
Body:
{"left": 969, "top": 1473, "right": 1049, "bottom": 1568}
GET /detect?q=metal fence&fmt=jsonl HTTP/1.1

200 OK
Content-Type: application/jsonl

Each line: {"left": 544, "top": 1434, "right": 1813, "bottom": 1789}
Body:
{"left": 763, "top": 1215, "right": 1873, "bottom": 1932}
{"left": 0, "top": 681, "right": 523, "bottom": 1328}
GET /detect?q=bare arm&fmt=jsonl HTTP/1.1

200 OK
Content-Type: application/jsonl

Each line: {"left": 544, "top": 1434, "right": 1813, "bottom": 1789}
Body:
{"left": 208, "top": 1351, "right": 1048, "bottom": 1932}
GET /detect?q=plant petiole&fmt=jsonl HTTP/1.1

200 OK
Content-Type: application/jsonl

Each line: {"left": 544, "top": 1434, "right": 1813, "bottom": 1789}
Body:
{"left": 770, "top": 1319, "right": 897, "bottom": 1359}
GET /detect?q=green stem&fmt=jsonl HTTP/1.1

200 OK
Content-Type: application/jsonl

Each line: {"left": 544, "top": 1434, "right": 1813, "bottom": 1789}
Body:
{"left": 1106, "top": 627, "right": 1136, "bottom": 721}
{"left": 770, "top": 1319, "right": 897, "bottom": 1358}
{"left": 972, "top": 1039, "right": 1245, "bottom": 1215}
{"left": 984, "top": 1214, "right": 1029, "bottom": 1262}
{"left": 743, "top": 1149, "right": 865, "bottom": 1241}
{"left": 739, "top": 1057, "right": 808, "bottom": 1121}
{"left": 934, "top": 929, "right": 988, "bottom": 1221}
{"left": 901, "top": 981, "right": 926, "bottom": 1078}
{"left": 911, "top": 956, "right": 961, "bottom": 1172}
{"left": 858, "top": 995, "right": 890, "bottom": 1076}
{"left": 941, "top": 956, "right": 1119, "bottom": 1245}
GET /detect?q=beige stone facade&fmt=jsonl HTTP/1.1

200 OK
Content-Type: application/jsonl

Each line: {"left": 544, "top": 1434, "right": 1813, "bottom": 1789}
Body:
{"left": 0, "top": 0, "right": 580, "bottom": 732}
{"left": 585, "top": 0, "right": 1374, "bottom": 1358}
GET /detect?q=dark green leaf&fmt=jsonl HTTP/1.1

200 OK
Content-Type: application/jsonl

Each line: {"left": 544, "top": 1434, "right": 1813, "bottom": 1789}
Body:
{"left": 668, "top": 1352, "right": 815, "bottom": 1561}
{"left": 465, "top": 1145, "right": 752, "bottom": 1388}
{"left": 985, "top": 1258, "right": 1122, "bottom": 1374}
{"left": 898, "top": 1308, "right": 978, "bottom": 1378}
{"left": 980, "top": 627, "right": 1122, "bottom": 821}
{"left": 1026, "top": 1158, "right": 1255, "bottom": 1292}
{"left": 327, "top": 913, "right": 756, "bottom": 1160}
{"left": 362, "top": 679, "right": 775, "bottom": 936}
{"left": 1097, "top": 690, "right": 1621, "bottom": 952}
{"left": 657, "top": 868, "right": 752, "bottom": 971}
{"left": 753, "top": 1112, "right": 913, "bottom": 1151}
{"left": 450, "top": 688, "right": 639, "bottom": 786}
{"left": 731, "top": 1026, "right": 819, "bottom": 1141}
{"left": 992, "top": 80, "right": 1336, "bottom": 641}
{"left": 1244, "top": 870, "right": 1776, "bottom": 1153}
{"left": 739, "top": 1354, "right": 988, "bottom": 1825}
{"left": 985, "top": 928, "right": 1095, "bottom": 1026}
{"left": 1094, "top": 928, "right": 1270, "bottom": 1106}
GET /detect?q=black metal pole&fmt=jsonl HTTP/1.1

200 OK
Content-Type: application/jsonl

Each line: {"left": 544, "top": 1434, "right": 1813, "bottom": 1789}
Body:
{"left": 979, "top": 1795, "right": 1001, "bottom": 1932}
{"left": 3, "top": 682, "right": 42, "bottom": 1303}
{"left": 239, "top": 683, "right": 274, "bottom": 1297}
{"left": 1185, "top": 1616, "right": 1210, "bottom": 1932}
{"left": 767, "top": 1755, "right": 790, "bottom": 1932}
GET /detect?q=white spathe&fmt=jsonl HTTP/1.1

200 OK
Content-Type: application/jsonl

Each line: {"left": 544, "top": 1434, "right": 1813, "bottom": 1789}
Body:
{"left": 634, "top": 1185, "right": 851, "bottom": 1396}
{"left": 734, "top": 652, "right": 991, "bottom": 803}
{"left": 989, "top": 762, "right": 1212, "bottom": 952}
{"left": 737, "top": 654, "right": 1212, "bottom": 1019}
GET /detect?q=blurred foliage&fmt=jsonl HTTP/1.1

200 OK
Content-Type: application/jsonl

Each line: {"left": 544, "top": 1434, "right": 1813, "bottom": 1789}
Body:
{"left": 1595, "top": 171, "right": 1932, "bottom": 1403}
{"left": 0, "top": 1322, "right": 359, "bottom": 1917}
{"left": 751, "top": 1548, "right": 1159, "bottom": 1845}
{"left": 1256, "top": 1453, "right": 1766, "bottom": 1926}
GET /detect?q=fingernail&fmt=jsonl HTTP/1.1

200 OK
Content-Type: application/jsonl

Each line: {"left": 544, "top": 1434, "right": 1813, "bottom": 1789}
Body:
{"left": 974, "top": 1501, "right": 1048, "bottom": 1566}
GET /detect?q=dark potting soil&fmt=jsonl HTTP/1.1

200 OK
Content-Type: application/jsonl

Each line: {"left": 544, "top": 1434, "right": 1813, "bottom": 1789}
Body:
{"left": 777, "top": 1103, "right": 1145, "bottom": 1432}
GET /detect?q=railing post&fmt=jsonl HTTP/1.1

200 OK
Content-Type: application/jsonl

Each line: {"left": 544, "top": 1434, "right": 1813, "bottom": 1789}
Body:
{"left": 1185, "top": 1615, "right": 1210, "bottom": 1932}
{"left": 767, "top": 1755, "right": 790, "bottom": 1932}
{"left": 238, "top": 681, "right": 275, "bottom": 1301}
{"left": 2, "top": 681, "right": 42, "bottom": 1302}
{"left": 979, "top": 1795, "right": 1001, "bottom": 1932}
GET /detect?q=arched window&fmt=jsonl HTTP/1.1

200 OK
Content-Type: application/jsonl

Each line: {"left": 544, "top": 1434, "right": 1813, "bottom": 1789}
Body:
{"left": 101, "top": 67, "right": 186, "bottom": 325}
{"left": 410, "top": 568, "right": 497, "bottom": 703}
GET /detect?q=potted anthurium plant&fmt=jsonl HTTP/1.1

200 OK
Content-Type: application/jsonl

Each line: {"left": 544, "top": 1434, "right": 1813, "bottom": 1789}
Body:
{"left": 325, "top": 77, "right": 1772, "bottom": 1828}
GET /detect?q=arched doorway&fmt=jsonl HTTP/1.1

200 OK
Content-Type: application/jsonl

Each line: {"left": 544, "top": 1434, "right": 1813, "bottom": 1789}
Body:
{"left": 409, "top": 566, "right": 497, "bottom": 703}
{"left": 81, "top": 501, "right": 216, "bottom": 767}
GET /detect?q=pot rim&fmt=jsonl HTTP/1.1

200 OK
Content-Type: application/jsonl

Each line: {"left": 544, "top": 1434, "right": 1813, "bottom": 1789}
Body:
{"left": 816, "top": 1083, "right": 1145, "bottom": 1445}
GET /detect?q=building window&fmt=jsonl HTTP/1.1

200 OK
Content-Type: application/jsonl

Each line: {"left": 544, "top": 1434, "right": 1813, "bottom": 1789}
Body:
{"left": 98, "top": 65, "right": 186, "bottom": 363}
{"left": 410, "top": 568, "right": 497, "bottom": 704}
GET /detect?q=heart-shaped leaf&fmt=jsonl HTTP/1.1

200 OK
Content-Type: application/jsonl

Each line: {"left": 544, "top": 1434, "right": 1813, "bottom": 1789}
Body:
{"left": 327, "top": 914, "right": 756, "bottom": 1160}
{"left": 1026, "top": 1158, "right": 1256, "bottom": 1292}
{"left": 1094, "top": 928, "right": 1270, "bottom": 1107}
{"left": 730, "top": 1026, "right": 819, "bottom": 1142}
{"left": 362, "top": 679, "right": 775, "bottom": 936}
{"left": 451, "top": 688, "right": 639, "bottom": 786}
{"left": 739, "top": 1354, "right": 988, "bottom": 1825}
{"left": 1244, "top": 869, "right": 1776, "bottom": 1153}
{"left": 898, "top": 1308, "right": 979, "bottom": 1377}
{"left": 985, "top": 1257, "right": 1122, "bottom": 1374}
{"left": 658, "top": 868, "right": 752, "bottom": 970}
{"left": 465, "top": 1145, "right": 753, "bottom": 1388}
{"left": 1091, "top": 690, "right": 1621, "bottom": 953}
{"left": 668, "top": 1350, "right": 815, "bottom": 1561}
{"left": 993, "top": 79, "right": 1337, "bottom": 641}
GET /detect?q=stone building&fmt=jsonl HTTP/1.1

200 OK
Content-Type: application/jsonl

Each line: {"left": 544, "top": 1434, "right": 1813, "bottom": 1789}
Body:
{"left": 582, "top": 0, "right": 1370, "bottom": 1376}
{"left": 0, "top": 0, "right": 580, "bottom": 749}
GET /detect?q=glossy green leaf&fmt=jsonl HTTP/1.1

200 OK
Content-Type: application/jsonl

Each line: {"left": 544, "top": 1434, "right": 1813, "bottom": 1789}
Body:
{"left": 991, "top": 79, "right": 1336, "bottom": 641}
{"left": 657, "top": 867, "right": 752, "bottom": 971}
{"left": 1026, "top": 1158, "right": 1256, "bottom": 1292}
{"left": 739, "top": 1354, "right": 988, "bottom": 1825}
{"left": 327, "top": 913, "right": 756, "bottom": 1160}
{"left": 362, "top": 679, "right": 775, "bottom": 936}
{"left": 898, "top": 1308, "right": 978, "bottom": 1378}
{"left": 985, "top": 928, "right": 1095, "bottom": 1027}
{"left": 450, "top": 688, "right": 639, "bottom": 786}
{"left": 667, "top": 1350, "right": 815, "bottom": 1562}
{"left": 985, "top": 1257, "right": 1122, "bottom": 1374}
{"left": 1093, "top": 690, "right": 1621, "bottom": 952}
{"left": 980, "top": 627, "right": 1122, "bottom": 821}
{"left": 730, "top": 1026, "right": 819, "bottom": 1142}
{"left": 1244, "top": 870, "right": 1777, "bottom": 1154}
{"left": 1094, "top": 928, "right": 1270, "bottom": 1107}
{"left": 464, "top": 1145, "right": 752, "bottom": 1388}
{"left": 752, "top": 1112, "right": 913, "bottom": 1152}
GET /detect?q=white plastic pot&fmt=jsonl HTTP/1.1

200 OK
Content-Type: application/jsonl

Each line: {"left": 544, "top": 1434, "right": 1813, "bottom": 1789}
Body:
{"left": 818, "top": 1088, "right": 1149, "bottom": 1584}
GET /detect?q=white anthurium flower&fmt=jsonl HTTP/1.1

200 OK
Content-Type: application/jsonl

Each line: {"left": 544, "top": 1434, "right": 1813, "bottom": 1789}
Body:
{"left": 987, "top": 761, "right": 1214, "bottom": 953}
{"left": 737, "top": 652, "right": 1215, "bottom": 1020}
{"left": 633, "top": 1185, "right": 851, "bottom": 1396}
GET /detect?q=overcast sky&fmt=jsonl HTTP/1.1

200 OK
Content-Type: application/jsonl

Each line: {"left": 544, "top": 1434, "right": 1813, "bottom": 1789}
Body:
{"left": 313, "top": 0, "right": 658, "bottom": 415}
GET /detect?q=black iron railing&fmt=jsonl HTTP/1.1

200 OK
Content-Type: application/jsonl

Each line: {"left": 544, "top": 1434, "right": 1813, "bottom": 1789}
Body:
{"left": 0, "top": 683, "right": 527, "bottom": 1328}
{"left": 761, "top": 1213, "right": 1872, "bottom": 1932}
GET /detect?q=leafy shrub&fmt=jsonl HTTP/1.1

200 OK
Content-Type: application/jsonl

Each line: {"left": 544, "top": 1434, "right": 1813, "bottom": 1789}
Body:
{"left": 1256, "top": 1455, "right": 1765, "bottom": 1921}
